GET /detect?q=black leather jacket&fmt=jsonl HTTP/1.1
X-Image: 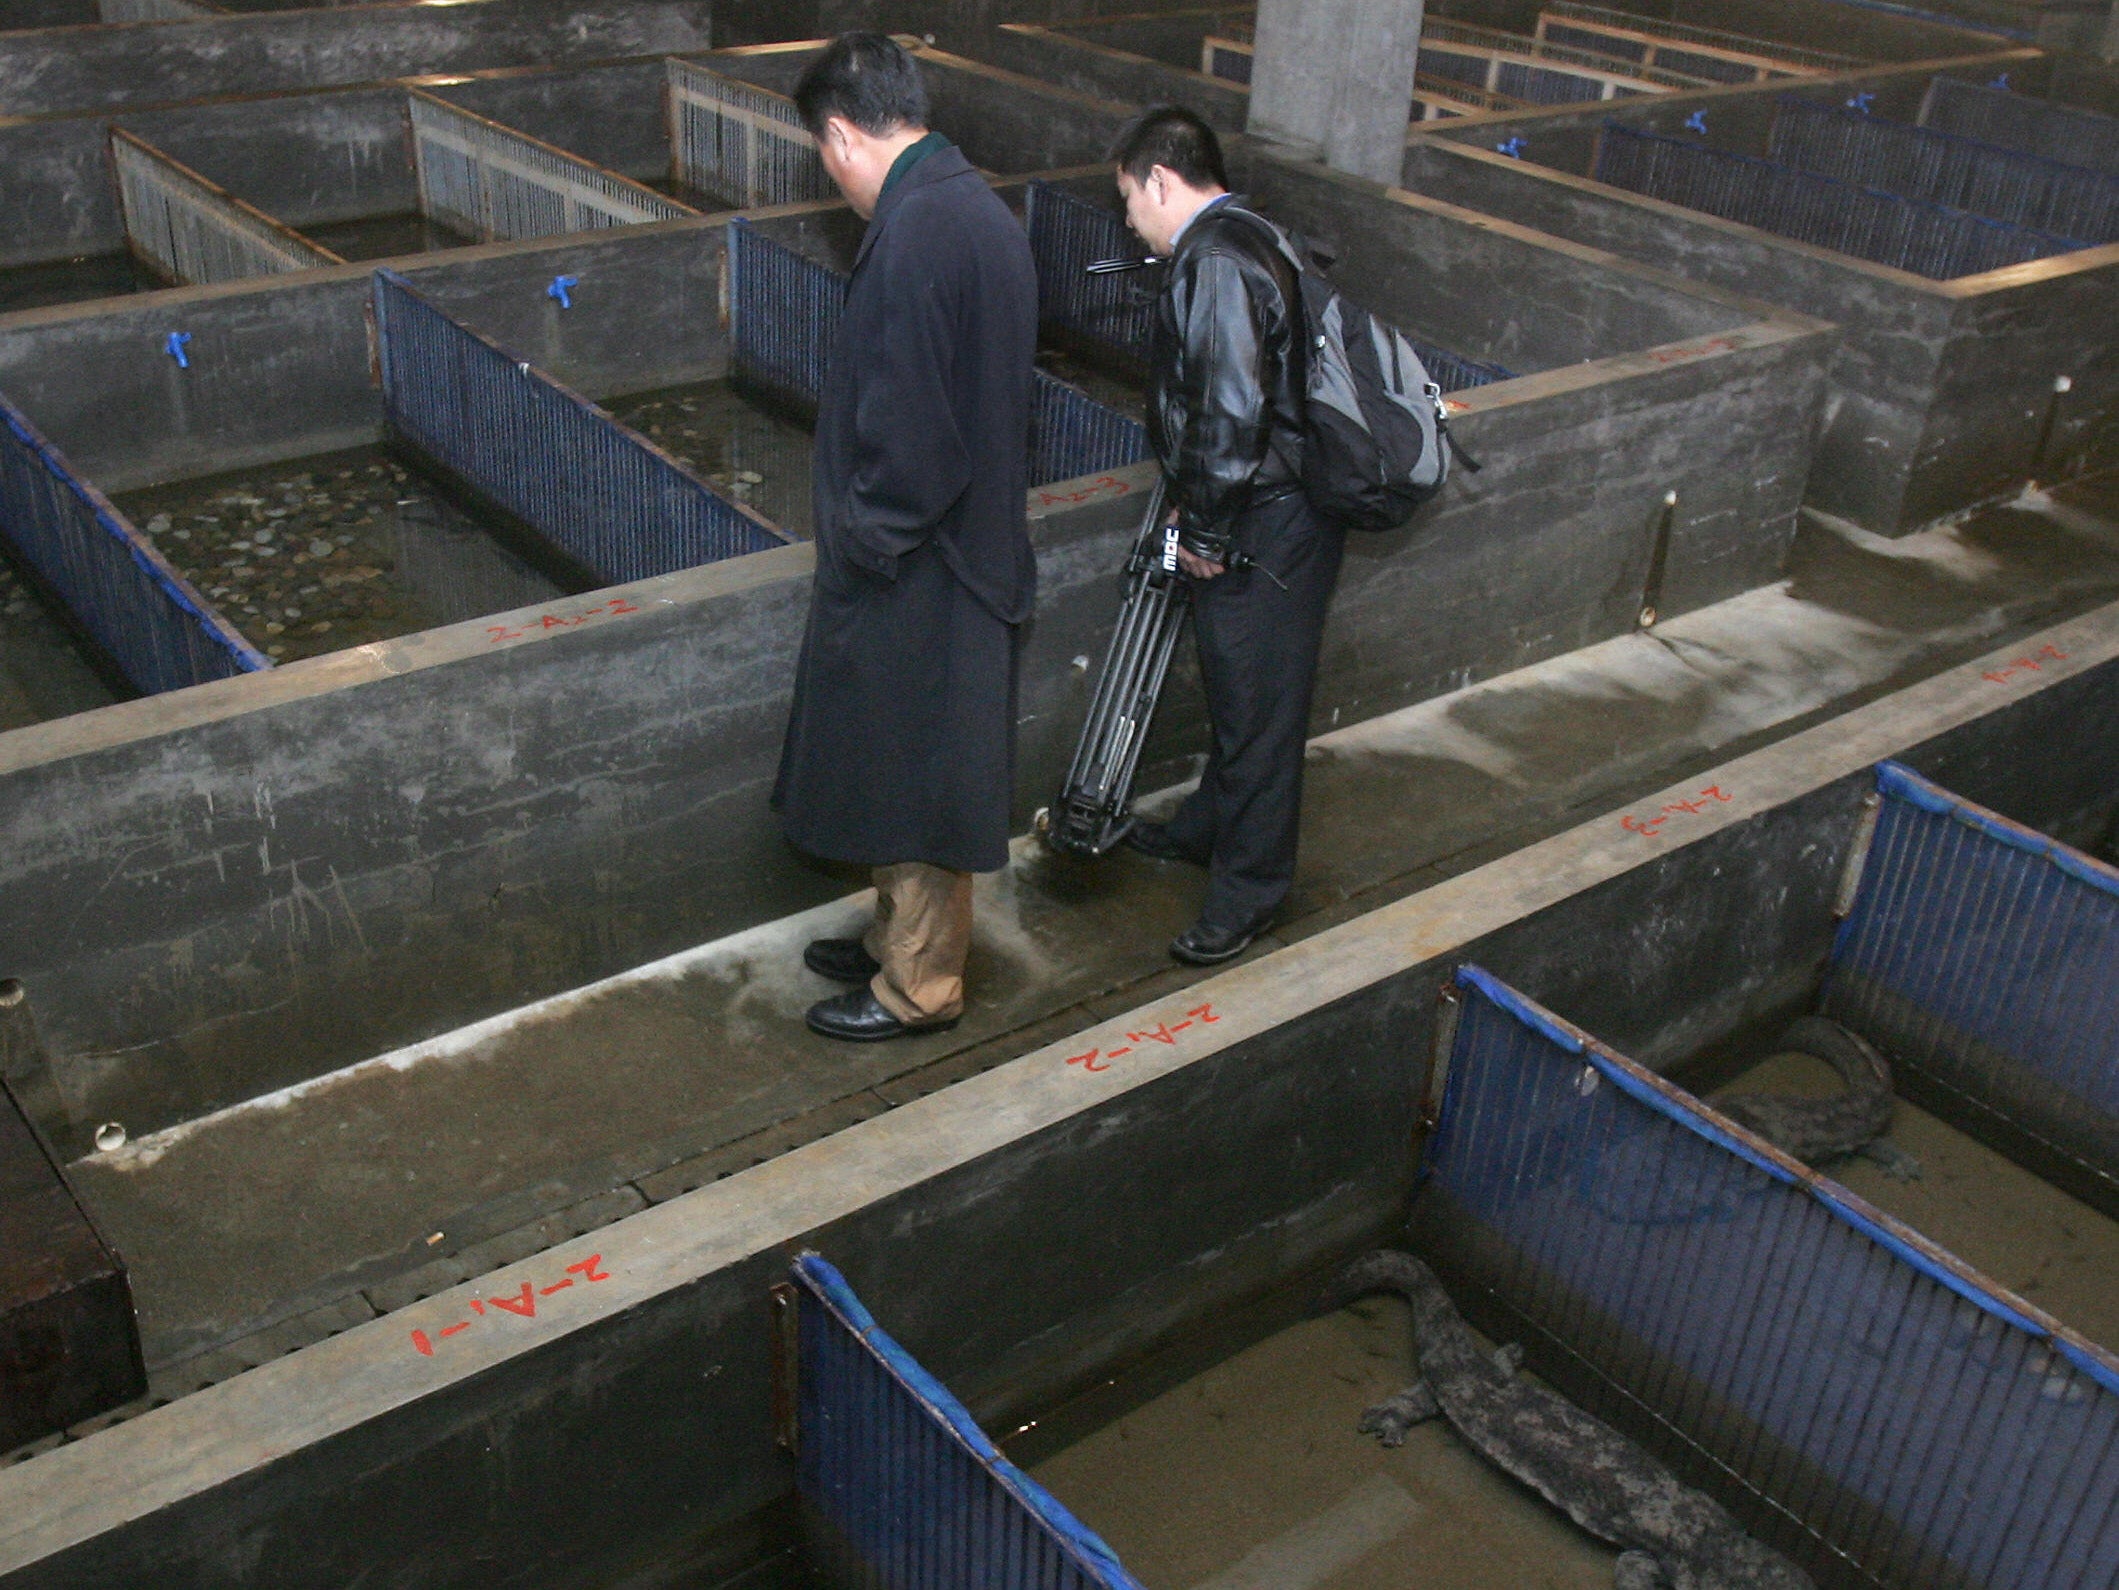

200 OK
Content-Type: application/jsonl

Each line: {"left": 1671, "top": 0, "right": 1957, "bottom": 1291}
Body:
{"left": 1145, "top": 198, "right": 1306, "bottom": 551}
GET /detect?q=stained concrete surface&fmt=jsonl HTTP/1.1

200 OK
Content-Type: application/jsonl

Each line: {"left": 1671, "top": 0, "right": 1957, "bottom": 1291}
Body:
{"left": 1714, "top": 1050, "right": 2119, "bottom": 1348}
{"left": 1028, "top": 1300, "right": 1620, "bottom": 1590}
{"left": 55, "top": 471, "right": 2119, "bottom": 1390}
{"left": 109, "top": 447, "right": 565, "bottom": 664}
{"left": 0, "top": 560, "right": 118, "bottom": 731}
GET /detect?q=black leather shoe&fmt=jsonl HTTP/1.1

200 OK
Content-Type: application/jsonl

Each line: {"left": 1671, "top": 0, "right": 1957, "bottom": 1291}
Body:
{"left": 804, "top": 937, "right": 881, "bottom": 984}
{"left": 805, "top": 988, "right": 960, "bottom": 1042}
{"left": 1123, "top": 820, "right": 1208, "bottom": 866}
{"left": 1170, "top": 918, "right": 1262, "bottom": 967}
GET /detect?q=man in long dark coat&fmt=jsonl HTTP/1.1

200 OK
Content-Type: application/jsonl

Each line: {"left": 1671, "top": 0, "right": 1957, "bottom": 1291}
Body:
{"left": 774, "top": 33, "right": 1040, "bottom": 1042}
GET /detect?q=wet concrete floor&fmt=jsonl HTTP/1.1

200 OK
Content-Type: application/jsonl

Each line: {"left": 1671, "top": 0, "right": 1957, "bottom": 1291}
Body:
{"left": 1028, "top": 1300, "right": 1618, "bottom": 1590}
{"left": 601, "top": 380, "right": 817, "bottom": 536}
{"left": 58, "top": 472, "right": 2119, "bottom": 1391}
{"left": 110, "top": 446, "right": 565, "bottom": 663}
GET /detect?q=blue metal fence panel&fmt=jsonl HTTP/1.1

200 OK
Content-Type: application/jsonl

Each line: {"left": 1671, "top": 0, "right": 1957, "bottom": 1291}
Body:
{"left": 1823, "top": 760, "right": 2119, "bottom": 1205}
{"left": 371, "top": 269, "right": 786, "bottom": 585}
{"left": 1029, "top": 371, "right": 1149, "bottom": 486}
{"left": 1771, "top": 96, "right": 2119, "bottom": 245}
{"left": 1420, "top": 963, "right": 2119, "bottom": 1589}
{"left": 1023, "top": 182, "right": 1156, "bottom": 366}
{"left": 793, "top": 1253, "right": 1144, "bottom": 1590}
{"left": 727, "top": 215, "right": 1149, "bottom": 487}
{"left": 1595, "top": 123, "right": 2090, "bottom": 279}
{"left": 1021, "top": 180, "right": 1516, "bottom": 393}
{"left": 0, "top": 391, "right": 265, "bottom": 695}
{"left": 1921, "top": 78, "right": 2119, "bottom": 180}
{"left": 726, "top": 215, "right": 841, "bottom": 416}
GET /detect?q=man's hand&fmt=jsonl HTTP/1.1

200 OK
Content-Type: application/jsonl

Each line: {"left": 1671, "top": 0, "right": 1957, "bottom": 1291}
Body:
{"left": 1175, "top": 545, "right": 1226, "bottom": 580}
{"left": 1167, "top": 511, "right": 1227, "bottom": 580}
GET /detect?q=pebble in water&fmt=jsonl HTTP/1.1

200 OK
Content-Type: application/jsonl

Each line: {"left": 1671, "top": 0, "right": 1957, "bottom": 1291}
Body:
{"left": 112, "top": 450, "right": 467, "bottom": 665}
{"left": 602, "top": 382, "right": 815, "bottom": 537}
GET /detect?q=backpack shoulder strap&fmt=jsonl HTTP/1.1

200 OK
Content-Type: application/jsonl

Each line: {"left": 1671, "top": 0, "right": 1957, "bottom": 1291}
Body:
{"left": 1212, "top": 202, "right": 1314, "bottom": 399}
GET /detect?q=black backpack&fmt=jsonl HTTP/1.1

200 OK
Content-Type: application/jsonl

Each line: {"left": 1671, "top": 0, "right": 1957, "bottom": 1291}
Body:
{"left": 1230, "top": 206, "right": 1479, "bottom": 532}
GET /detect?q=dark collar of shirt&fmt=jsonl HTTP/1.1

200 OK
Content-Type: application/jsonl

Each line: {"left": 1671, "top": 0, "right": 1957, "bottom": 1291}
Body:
{"left": 878, "top": 130, "right": 954, "bottom": 208}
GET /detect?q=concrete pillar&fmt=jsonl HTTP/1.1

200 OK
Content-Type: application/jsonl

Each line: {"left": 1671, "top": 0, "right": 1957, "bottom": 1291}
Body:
{"left": 1246, "top": 0, "right": 1424, "bottom": 186}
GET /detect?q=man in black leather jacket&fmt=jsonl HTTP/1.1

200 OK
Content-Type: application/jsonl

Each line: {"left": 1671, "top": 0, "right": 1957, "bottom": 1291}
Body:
{"left": 1111, "top": 106, "right": 1346, "bottom": 966}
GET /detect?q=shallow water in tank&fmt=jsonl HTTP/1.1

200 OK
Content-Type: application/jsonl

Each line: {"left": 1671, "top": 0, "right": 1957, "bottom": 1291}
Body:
{"left": 111, "top": 447, "right": 566, "bottom": 664}
{"left": 602, "top": 378, "right": 817, "bottom": 537}
{"left": 0, "top": 558, "right": 121, "bottom": 731}
{"left": 1023, "top": 1298, "right": 1621, "bottom": 1589}
{"left": 0, "top": 252, "right": 153, "bottom": 315}
{"left": 300, "top": 212, "right": 474, "bottom": 262}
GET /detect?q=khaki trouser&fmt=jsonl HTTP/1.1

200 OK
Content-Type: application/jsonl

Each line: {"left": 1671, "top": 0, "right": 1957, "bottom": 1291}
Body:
{"left": 862, "top": 863, "right": 973, "bottom": 1023}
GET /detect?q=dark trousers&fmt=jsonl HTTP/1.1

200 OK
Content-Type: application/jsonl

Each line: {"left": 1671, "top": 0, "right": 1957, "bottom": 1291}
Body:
{"left": 1165, "top": 493, "right": 1345, "bottom": 931}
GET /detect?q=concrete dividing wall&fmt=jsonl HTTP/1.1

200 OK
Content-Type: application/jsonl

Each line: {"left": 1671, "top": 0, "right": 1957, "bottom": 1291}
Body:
{"left": 426, "top": 58, "right": 676, "bottom": 186}
{"left": 1431, "top": 0, "right": 2031, "bottom": 59}
{"left": 1404, "top": 56, "right": 2119, "bottom": 531}
{"left": 0, "top": 153, "right": 1828, "bottom": 1136}
{"left": 0, "top": 484, "right": 1148, "bottom": 1141}
{"left": 127, "top": 86, "right": 417, "bottom": 232}
{"left": 0, "top": 59, "right": 687, "bottom": 268}
{"left": 0, "top": 218, "right": 732, "bottom": 491}
{"left": 1036, "top": 149, "right": 1830, "bottom": 609}
{"left": 972, "top": 19, "right": 1252, "bottom": 130}
{"left": 1, "top": 605, "right": 2111, "bottom": 1590}
{"left": 702, "top": 39, "right": 1140, "bottom": 174}
{"left": 0, "top": 0, "right": 711, "bottom": 117}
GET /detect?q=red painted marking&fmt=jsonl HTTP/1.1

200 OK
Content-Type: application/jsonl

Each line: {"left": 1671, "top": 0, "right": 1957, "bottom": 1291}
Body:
{"left": 1622, "top": 784, "right": 1733, "bottom": 838}
{"left": 566, "top": 1254, "right": 611, "bottom": 1283}
{"left": 1035, "top": 473, "right": 1133, "bottom": 509}
{"left": 486, "top": 596, "right": 650, "bottom": 646}
{"left": 1983, "top": 642, "right": 2069, "bottom": 685}
{"left": 1189, "top": 1004, "right": 1219, "bottom": 1024}
{"left": 1104, "top": 1046, "right": 1134, "bottom": 1059}
{"left": 540, "top": 1279, "right": 575, "bottom": 1296}
{"left": 1066, "top": 1048, "right": 1110, "bottom": 1073}
{"left": 467, "top": 1298, "right": 485, "bottom": 1316}
{"left": 1129, "top": 1021, "right": 1178, "bottom": 1046}
{"left": 1645, "top": 334, "right": 1740, "bottom": 366}
{"left": 440, "top": 1322, "right": 471, "bottom": 1338}
{"left": 411, "top": 1329, "right": 434, "bottom": 1356}
{"left": 1171, "top": 1019, "right": 1193, "bottom": 1033}
{"left": 488, "top": 1282, "right": 536, "bottom": 1318}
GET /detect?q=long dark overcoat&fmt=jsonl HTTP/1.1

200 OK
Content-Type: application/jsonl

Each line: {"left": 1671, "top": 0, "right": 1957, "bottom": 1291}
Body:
{"left": 772, "top": 144, "right": 1039, "bottom": 875}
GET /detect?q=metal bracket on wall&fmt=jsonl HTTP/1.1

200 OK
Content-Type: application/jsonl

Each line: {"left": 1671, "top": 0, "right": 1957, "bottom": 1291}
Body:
{"left": 1638, "top": 489, "right": 1676, "bottom": 629}
{"left": 1834, "top": 790, "right": 1884, "bottom": 919}
{"left": 770, "top": 1280, "right": 800, "bottom": 1452}
{"left": 1421, "top": 983, "right": 1462, "bottom": 1137}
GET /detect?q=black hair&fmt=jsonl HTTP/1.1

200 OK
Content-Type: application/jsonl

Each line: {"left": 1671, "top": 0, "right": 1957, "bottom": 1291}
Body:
{"left": 792, "top": 32, "right": 931, "bottom": 138}
{"left": 1107, "top": 104, "right": 1228, "bottom": 190}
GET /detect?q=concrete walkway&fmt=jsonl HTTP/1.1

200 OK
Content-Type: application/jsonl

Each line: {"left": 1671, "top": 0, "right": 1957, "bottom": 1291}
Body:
{"left": 62, "top": 475, "right": 2119, "bottom": 1396}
